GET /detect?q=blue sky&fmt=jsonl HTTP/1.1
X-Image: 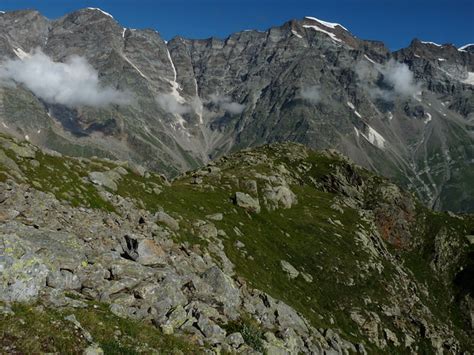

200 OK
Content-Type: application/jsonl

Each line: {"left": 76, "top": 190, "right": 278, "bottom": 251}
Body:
{"left": 1, "top": 0, "right": 472, "bottom": 50}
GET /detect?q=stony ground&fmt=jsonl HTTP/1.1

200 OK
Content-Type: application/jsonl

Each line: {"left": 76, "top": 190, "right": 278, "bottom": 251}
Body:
{"left": 1, "top": 133, "right": 473, "bottom": 354}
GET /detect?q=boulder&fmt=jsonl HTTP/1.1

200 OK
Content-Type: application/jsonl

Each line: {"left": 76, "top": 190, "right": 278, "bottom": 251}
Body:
{"left": 2, "top": 141, "right": 36, "bottom": 159}
{"left": 155, "top": 211, "right": 180, "bottom": 231}
{"left": 234, "top": 192, "right": 260, "bottom": 213}
{"left": 226, "top": 332, "right": 245, "bottom": 348}
{"left": 206, "top": 213, "right": 223, "bottom": 221}
{"left": 136, "top": 239, "right": 166, "bottom": 266}
{"left": 88, "top": 171, "right": 118, "bottom": 191}
{"left": 202, "top": 266, "right": 240, "bottom": 315}
{"left": 47, "top": 270, "right": 82, "bottom": 290}
{"left": 197, "top": 316, "right": 226, "bottom": 344}
{"left": 264, "top": 185, "right": 297, "bottom": 210}
{"left": 280, "top": 260, "right": 299, "bottom": 279}
{"left": 198, "top": 223, "right": 218, "bottom": 239}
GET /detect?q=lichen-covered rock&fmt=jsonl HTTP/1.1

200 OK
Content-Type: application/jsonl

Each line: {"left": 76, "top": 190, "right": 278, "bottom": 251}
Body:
{"left": 263, "top": 185, "right": 297, "bottom": 210}
{"left": 234, "top": 192, "right": 261, "bottom": 213}
{"left": 88, "top": 171, "right": 119, "bottom": 191}
{"left": 280, "top": 260, "right": 299, "bottom": 279}
{"left": 155, "top": 211, "right": 180, "bottom": 231}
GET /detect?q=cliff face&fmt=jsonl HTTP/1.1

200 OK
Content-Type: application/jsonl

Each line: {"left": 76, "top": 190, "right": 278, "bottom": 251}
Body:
{"left": 1, "top": 133, "right": 473, "bottom": 353}
{"left": 0, "top": 9, "right": 473, "bottom": 212}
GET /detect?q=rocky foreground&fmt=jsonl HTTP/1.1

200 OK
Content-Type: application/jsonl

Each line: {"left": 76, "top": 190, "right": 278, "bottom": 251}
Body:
{"left": 0, "top": 133, "right": 473, "bottom": 354}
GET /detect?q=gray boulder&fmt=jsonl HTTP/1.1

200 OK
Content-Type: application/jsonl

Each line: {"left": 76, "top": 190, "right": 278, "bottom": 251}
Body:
{"left": 155, "top": 211, "right": 180, "bottom": 231}
{"left": 234, "top": 192, "right": 261, "bottom": 213}
{"left": 88, "top": 171, "right": 119, "bottom": 191}
{"left": 202, "top": 266, "right": 241, "bottom": 316}
{"left": 280, "top": 260, "right": 299, "bottom": 279}
{"left": 47, "top": 270, "right": 82, "bottom": 290}
{"left": 264, "top": 185, "right": 297, "bottom": 210}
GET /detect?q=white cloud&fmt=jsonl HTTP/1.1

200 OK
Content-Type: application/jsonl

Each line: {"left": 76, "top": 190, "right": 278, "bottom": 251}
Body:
{"left": 158, "top": 93, "right": 244, "bottom": 116}
{"left": 300, "top": 85, "right": 321, "bottom": 104}
{"left": 0, "top": 49, "right": 131, "bottom": 108}
{"left": 209, "top": 94, "right": 245, "bottom": 114}
{"left": 381, "top": 60, "right": 420, "bottom": 97}
{"left": 356, "top": 59, "right": 420, "bottom": 99}
{"left": 156, "top": 93, "right": 191, "bottom": 115}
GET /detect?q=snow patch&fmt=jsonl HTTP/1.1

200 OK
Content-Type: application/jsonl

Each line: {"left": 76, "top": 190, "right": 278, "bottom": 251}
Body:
{"left": 459, "top": 43, "right": 474, "bottom": 51}
{"left": 122, "top": 28, "right": 127, "bottom": 38}
{"left": 166, "top": 48, "right": 178, "bottom": 83}
{"left": 364, "top": 55, "right": 376, "bottom": 64}
{"left": 421, "top": 41, "right": 442, "bottom": 47}
{"left": 1, "top": 122, "right": 8, "bottom": 128}
{"left": 24, "top": 135, "right": 29, "bottom": 141}
{"left": 122, "top": 55, "right": 148, "bottom": 79}
{"left": 413, "top": 90, "right": 422, "bottom": 102}
{"left": 13, "top": 47, "right": 29, "bottom": 60}
{"left": 424, "top": 112, "right": 432, "bottom": 124}
{"left": 304, "top": 16, "right": 348, "bottom": 31}
{"left": 291, "top": 30, "right": 303, "bottom": 39}
{"left": 355, "top": 125, "right": 386, "bottom": 149}
{"left": 346, "top": 102, "right": 361, "bottom": 117}
{"left": 365, "top": 125, "right": 385, "bottom": 148}
{"left": 387, "top": 112, "right": 393, "bottom": 120}
{"left": 86, "top": 8, "right": 114, "bottom": 18}
{"left": 303, "top": 25, "right": 342, "bottom": 43}
{"left": 36, "top": 129, "right": 41, "bottom": 134}
{"left": 437, "top": 58, "right": 446, "bottom": 62}
{"left": 462, "top": 72, "right": 474, "bottom": 85}
{"left": 164, "top": 48, "right": 186, "bottom": 106}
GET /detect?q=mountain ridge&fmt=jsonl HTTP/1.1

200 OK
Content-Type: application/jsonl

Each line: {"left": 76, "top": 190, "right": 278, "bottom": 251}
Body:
{"left": 0, "top": 8, "right": 472, "bottom": 212}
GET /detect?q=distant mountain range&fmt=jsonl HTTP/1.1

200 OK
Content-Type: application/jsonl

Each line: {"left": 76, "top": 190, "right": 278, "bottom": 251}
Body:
{"left": 0, "top": 8, "right": 472, "bottom": 211}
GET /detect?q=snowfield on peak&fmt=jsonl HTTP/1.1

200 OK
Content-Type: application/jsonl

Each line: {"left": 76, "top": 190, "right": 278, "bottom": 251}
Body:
{"left": 421, "top": 41, "right": 443, "bottom": 47}
{"left": 86, "top": 7, "right": 114, "bottom": 18}
{"left": 303, "top": 25, "right": 342, "bottom": 43}
{"left": 459, "top": 43, "right": 474, "bottom": 51}
{"left": 304, "top": 16, "right": 348, "bottom": 31}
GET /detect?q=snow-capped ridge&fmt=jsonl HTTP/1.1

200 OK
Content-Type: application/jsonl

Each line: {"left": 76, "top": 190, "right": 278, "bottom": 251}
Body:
{"left": 303, "top": 25, "right": 342, "bottom": 43}
{"left": 459, "top": 43, "right": 474, "bottom": 51}
{"left": 304, "top": 16, "right": 348, "bottom": 31}
{"left": 85, "top": 8, "right": 114, "bottom": 19}
{"left": 420, "top": 41, "right": 442, "bottom": 47}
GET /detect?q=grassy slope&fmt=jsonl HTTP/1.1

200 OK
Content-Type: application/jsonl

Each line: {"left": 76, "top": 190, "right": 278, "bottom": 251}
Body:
{"left": 1, "top": 136, "right": 473, "bottom": 352}
{"left": 0, "top": 300, "right": 203, "bottom": 354}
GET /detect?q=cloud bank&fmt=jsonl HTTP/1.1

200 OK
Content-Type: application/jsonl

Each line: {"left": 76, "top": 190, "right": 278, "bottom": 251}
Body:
{"left": 300, "top": 86, "right": 321, "bottom": 104}
{"left": 158, "top": 93, "right": 244, "bottom": 116}
{"left": 356, "top": 59, "right": 420, "bottom": 99}
{"left": 381, "top": 60, "right": 420, "bottom": 97}
{"left": 157, "top": 94, "right": 190, "bottom": 115}
{"left": 209, "top": 94, "right": 245, "bottom": 114}
{"left": 0, "top": 49, "right": 131, "bottom": 108}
